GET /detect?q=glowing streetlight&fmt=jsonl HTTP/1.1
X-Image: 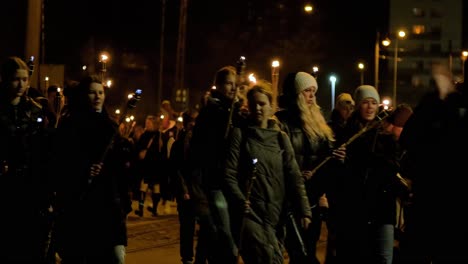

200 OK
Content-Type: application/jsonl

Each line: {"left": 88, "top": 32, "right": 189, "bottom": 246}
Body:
{"left": 329, "top": 75, "right": 337, "bottom": 112}
{"left": 44, "top": 76, "right": 49, "bottom": 89}
{"left": 106, "top": 80, "right": 112, "bottom": 88}
{"left": 99, "top": 52, "right": 109, "bottom": 82}
{"left": 271, "top": 60, "right": 280, "bottom": 109}
{"left": 312, "top": 65, "right": 319, "bottom": 78}
{"left": 304, "top": 4, "right": 313, "bottom": 13}
{"left": 358, "top": 62, "right": 365, "bottom": 85}
{"left": 462, "top": 50, "right": 468, "bottom": 78}
{"left": 386, "top": 30, "right": 406, "bottom": 107}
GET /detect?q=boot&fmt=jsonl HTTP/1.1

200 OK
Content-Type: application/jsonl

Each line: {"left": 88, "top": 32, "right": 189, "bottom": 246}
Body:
{"left": 135, "top": 203, "right": 144, "bottom": 217}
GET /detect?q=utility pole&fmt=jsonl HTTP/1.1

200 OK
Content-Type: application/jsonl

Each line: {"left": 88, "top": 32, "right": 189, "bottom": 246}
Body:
{"left": 174, "top": 0, "right": 188, "bottom": 111}
{"left": 158, "top": 0, "right": 166, "bottom": 113}
{"left": 25, "top": 0, "right": 42, "bottom": 90}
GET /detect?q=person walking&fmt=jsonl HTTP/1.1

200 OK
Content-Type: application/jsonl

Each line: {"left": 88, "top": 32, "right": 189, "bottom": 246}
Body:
{"left": 333, "top": 85, "right": 401, "bottom": 264}
{"left": 188, "top": 65, "right": 247, "bottom": 264}
{"left": 51, "top": 74, "right": 132, "bottom": 264}
{"left": 0, "top": 56, "right": 54, "bottom": 263}
{"left": 275, "top": 71, "right": 346, "bottom": 264}
{"left": 223, "top": 80, "right": 312, "bottom": 264}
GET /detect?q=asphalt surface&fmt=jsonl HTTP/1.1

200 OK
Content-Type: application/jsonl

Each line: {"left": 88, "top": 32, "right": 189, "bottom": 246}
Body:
{"left": 125, "top": 199, "right": 328, "bottom": 264}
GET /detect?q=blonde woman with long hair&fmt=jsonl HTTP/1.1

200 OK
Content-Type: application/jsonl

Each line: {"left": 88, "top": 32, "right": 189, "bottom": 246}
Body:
{"left": 275, "top": 71, "right": 345, "bottom": 264}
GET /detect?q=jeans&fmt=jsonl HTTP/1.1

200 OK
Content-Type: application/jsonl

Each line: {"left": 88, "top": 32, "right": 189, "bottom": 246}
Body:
{"left": 206, "top": 190, "right": 237, "bottom": 264}
{"left": 374, "top": 224, "right": 394, "bottom": 264}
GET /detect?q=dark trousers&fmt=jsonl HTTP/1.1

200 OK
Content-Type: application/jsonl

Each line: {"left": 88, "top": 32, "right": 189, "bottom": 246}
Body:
{"left": 177, "top": 198, "right": 197, "bottom": 263}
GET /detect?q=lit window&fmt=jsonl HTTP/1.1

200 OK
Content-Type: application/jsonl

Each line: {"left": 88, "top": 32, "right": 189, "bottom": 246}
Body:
{"left": 412, "top": 25, "right": 425, "bottom": 35}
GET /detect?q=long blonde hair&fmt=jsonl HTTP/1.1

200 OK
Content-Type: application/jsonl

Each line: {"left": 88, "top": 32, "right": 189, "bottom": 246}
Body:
{"left": 297, "top": 92, "right": 335, "bottom": 143}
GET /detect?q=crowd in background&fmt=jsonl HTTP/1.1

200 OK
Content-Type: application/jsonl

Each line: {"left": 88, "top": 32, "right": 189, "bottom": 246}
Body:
{"left": 1, "top": 55, "right": 467, "bottom": 264}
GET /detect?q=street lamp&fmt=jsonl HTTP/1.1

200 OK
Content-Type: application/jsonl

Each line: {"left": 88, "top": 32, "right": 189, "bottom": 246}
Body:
{"left": 462, "top": 50, "right": 468, "bottom": 78}
{"left": 312, "top": 65, "right": 319, "bottom": 78}
{"left": 304, "top": 4, "right": 313, "bottom": 13}
{"left": 329, "top": 75, "right": 337, "bottom": 112}
{"left": 99, "top": 52, "right": 109, "bottom": 82}
{"left": 271, "top": 60, "right": 280, "bottom": 110}
{"left": 390, "top": 30, "right": 406, "bottom": 107}
{"left": 358, "top": 62, "right": 365, "bottom": 85}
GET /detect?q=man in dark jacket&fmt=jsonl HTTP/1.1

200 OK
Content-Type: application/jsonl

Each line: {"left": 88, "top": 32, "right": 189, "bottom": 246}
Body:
{"left": 188, "top": 65, "right": 247, "bottom": 264}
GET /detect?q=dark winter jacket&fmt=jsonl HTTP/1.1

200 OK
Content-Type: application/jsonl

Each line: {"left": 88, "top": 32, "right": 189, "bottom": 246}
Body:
{"left": 52, "top": 110, "right": 132, "bottom": 253}
{"left": 276, "top": 109, "right": 335, "bottom": 205}
{"left": 336, "top": 113, "right": 400, "bottom": 226}
{"left": 224, "top": 122, "right": 312, "bottom": 229}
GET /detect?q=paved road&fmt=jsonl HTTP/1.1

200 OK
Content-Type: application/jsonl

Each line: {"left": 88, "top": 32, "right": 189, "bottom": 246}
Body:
{"left": 125, "top": 200, "right": 328, "bottom": 264}
{"left": 126, "top": 200, "right": 181, "bottom": 264}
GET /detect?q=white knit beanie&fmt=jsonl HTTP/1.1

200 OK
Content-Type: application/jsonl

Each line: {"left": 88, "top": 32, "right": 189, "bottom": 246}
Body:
{"left": 294, "top": 72, "right": 318, "bottom": 94}
{"left": 354, "top": 85, "right": 380, "bottom": 104}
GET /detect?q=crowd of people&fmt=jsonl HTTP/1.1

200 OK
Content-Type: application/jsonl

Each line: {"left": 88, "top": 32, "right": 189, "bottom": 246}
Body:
{"left": 0, "top": 54, "right": 467, "bottom": 264}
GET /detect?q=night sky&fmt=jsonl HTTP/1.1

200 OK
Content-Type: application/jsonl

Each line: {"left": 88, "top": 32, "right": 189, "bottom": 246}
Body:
{"left": 1, "top": 0, "right": 466, "bottom": 117}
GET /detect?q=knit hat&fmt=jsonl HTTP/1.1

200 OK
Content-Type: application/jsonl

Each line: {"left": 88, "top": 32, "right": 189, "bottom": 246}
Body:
{"left": 335, "top": 93, "right": 355, "bottom": 109}
{"left": 354, "top": 85, "right": 380, "bottom": 104}
{"left": 294, "top": 72, "right": 318, "bottom": 94}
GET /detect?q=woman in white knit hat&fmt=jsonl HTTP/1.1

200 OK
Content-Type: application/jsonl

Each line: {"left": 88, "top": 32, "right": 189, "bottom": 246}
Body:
{"left": 332, "top": 84, "right": 401, "bottom": 263}
{"left": 275, "top": 71, "right": 346, "bottom": 264}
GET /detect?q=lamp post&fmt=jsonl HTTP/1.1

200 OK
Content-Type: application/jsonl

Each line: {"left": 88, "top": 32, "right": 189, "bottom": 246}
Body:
{"left": 462, "top": 50, "right": 468, "bottom": 78}
{"left": 271, "top": 60, "right": 280, "bottom": 110}
{"left": 392, "top": 30, "right": 406, "bottom": 107}
{"left": 99, "top": 53, "right": 109, "bottom": 82}
{"left": 329, "top": 75, "right": 337, "bottom": 112}
{"left": 358, "top": 62, "right": 365, "bottom": 85}
{"left": 374, "top": 32, "right": 380, "bottom": 90}
{"left": 44, "top": 76, "right": 49, "bottom": 90}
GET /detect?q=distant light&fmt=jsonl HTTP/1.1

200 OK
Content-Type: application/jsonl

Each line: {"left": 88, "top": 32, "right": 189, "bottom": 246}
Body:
{"left": 115, "top": 109, "right": 121, "bottom": 114}
{"left": 106, "top": 80, "right": 112, "bottom": 87}
{"left": 130, "top": 115, "right": 135, "bottom": 120}
{"left": 462, "top": 51, "right": 468, "bottom": 58}
{"left": 382, "top": 39, "right": 391, "bottom": 47}
{"left": 125, "top": 117, "right": 131, "bottom": 123}
{"left": 177, "top": 116, "right": 183, "bottom": 122}
{"left": 211, "top": 86, "right": 216, "bottom": 90}
{"left": 45, "top": 76, "right": 49, "bottom": 81}
{"left": 312, "top": 66, "right": 319, "bottom": 73}
{"left": 248, "top": 73, "right": 257, "bottom": 84}
{"left": 382, "top": 99, "right": 390, "bottom": 106}
{"left": 329, "top": 75, "right": 337, "bottom": 83}
{"left": 272, "top": 60, "right": 280, "bottom": 67}
{"left": 304, "top": 4, "right": 313, "bottom": 13}
{"left": 57, "top": 87, "right": 61, "bottom": 93}
{"left": 160, "top": 114, "right": 165, "bottom": 119}
{"left": 82, "top": 65, "right": 87, "bottom": 71}
{"left": 100, "top": 54, "right": 109, "bottom": 62}
{"left": 358, "top": 63, "right": 365, "bottom": 70}
{"left": 398, "top": 30, "right": 406, "bottom": 38}
{"left": 127, "top": 94, "right": 133, "bottom": 99}
{"left": 37, "top": 117, "right": 43, "bottom": 123}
